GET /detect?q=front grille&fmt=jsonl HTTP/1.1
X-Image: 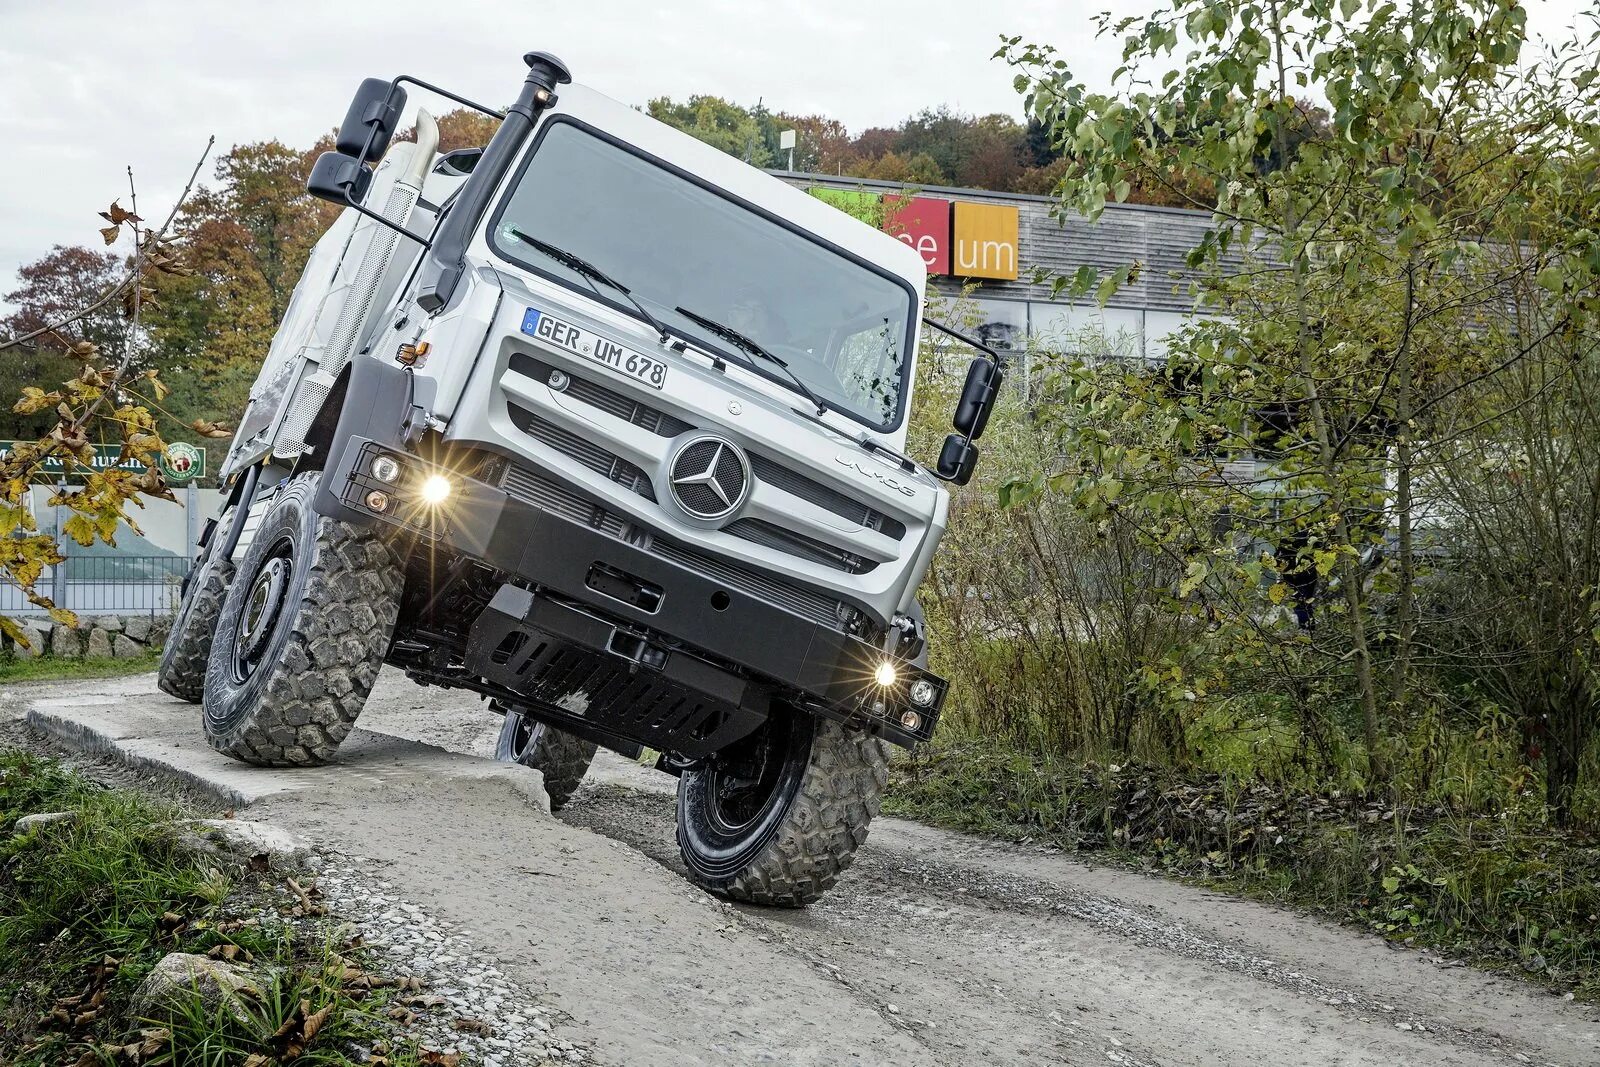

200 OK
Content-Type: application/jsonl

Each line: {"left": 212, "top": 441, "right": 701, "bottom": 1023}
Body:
{"left": 498, "top": 466, "right": 849, "bottom": 630}
{"left": 748, "top": 454, "right": 906, "bottom": 539}
{"left": 507, "top": 402, "right": 655, "bottom": 501}
{"left": 510, "top": 354, "right": 692, "bottom": 437}
{"left": 725, "top": 518, "right": 874, "bottom": 574}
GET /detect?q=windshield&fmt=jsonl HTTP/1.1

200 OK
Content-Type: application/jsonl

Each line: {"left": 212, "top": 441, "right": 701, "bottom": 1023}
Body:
{"left": 488, "top": 119, "right": 915, "bottom": 429}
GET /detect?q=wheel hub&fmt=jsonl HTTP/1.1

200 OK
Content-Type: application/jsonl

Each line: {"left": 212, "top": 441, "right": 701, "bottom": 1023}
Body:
{"left": 236, "top": 553, "right": 290, "bottom": 675}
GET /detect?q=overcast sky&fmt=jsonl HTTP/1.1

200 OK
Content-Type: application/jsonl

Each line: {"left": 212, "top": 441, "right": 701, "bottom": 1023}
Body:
{"left": 1, "top": 0, "right": 1592, "bottom": 307}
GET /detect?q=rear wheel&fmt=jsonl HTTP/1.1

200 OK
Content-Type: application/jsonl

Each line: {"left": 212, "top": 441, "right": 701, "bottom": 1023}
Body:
{"left": 676, "top": 708, "right": 888, "bottom": 907}
{"left": 201, "top": 471, "right": 402, "bottom": 765}
{"left": 157, "top": 509, "right": 234, "bottom": 704}
{"left": 494, "top": 702, "right": 598, "bottom": 811}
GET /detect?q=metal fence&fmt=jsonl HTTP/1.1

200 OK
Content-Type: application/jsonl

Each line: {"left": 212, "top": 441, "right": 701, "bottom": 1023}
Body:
{"left": 0, "top": 555, "right": 192, "bottom": 615}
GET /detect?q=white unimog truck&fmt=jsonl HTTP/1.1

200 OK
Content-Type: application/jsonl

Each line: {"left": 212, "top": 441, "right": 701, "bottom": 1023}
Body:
{"left": 156, "top": 52, "right": 1003, "bottom": 906}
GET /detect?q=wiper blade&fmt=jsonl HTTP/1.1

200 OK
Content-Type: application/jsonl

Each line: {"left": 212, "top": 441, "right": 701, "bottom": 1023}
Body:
{"left": 507, "top": 226, "right": 671, "bottom": 345}
{"left": 672, "top": 305, "right": 827, "bottom": 417}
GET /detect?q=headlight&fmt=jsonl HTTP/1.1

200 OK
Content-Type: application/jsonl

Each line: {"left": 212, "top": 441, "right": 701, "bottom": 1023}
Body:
{"left": 419, "top": 474, "right": 452, "bottom": 505}
{"left": 369, "top": 454, "right": 402, "bottom": 483}
{"left": 909, "top": 679, "right": 937, "bottom": 707}
{"left": 873, "top": 661, "right": 899, "bottom": 687}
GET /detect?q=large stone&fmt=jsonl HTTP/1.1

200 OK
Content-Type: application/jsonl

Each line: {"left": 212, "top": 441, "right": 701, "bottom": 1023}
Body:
{"left": 15, "top": 623, "right": 47, "bottom": 658}
{"left": 129, "top": 953, "right": 261, "bottom": 1023}
{"left": 86, "top": 627, "right": 113, "bottom": 659}
{"left": 13, "top": 811, "right": 76, "bottom": 833}
{"left": 149, "top": 616, "right": 173, "bottom": 647}
{"left": 50, "top": 624, "right": 82, "bottom": 659}
{"left": 124, "top": 615, "right": 154, "bottom": 642}
{"left": 93, "top": 615, "right": 124, "bottom": 633}
{"left": 113, "top": 634, "right": 144, "bottom": 659}
{"left": 174, "top": 819, "right": 316, "bottom": 873}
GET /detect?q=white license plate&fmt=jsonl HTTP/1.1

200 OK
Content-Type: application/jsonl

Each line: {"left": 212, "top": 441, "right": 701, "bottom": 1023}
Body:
{"left": 520, "top": 307, "right": 668, "bottom": 390}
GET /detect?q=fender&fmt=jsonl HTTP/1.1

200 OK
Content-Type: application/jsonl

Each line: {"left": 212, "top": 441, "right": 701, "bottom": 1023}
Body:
{"left": 310, "top": 355, "right": 435, "bottom": 520}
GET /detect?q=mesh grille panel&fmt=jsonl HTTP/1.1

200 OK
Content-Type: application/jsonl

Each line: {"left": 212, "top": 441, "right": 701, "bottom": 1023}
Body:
{"left": 507, "top": 403, "right": 655, "bottom": 501}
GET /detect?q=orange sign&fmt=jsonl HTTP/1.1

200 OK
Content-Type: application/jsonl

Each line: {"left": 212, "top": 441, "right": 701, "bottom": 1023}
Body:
{"left": 951, "top": 202, "right": 1019, "bottom": 280}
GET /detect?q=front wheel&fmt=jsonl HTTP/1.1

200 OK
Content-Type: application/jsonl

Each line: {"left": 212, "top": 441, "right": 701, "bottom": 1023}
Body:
{"left": 494, "top": 702, "right": 598, "bottom": 811}
{"left": 676, "top": 708, "right": 888, "bottom": 907}
{"left": 201, "top": 471, "right": 402, "bottom": 766}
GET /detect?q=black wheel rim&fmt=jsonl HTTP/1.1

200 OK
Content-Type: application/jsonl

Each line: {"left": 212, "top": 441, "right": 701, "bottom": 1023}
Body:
{"left": 506, "top": 709, "right": 546, "bottom": 765}
{"left": 679, "top": 710, "right": 815, "bottom": 881}
{"left": 232, "top": 536, "right": 293, "bottom": 685}
{"left": 705, "top": 732, "right": 789, "bottom": 835}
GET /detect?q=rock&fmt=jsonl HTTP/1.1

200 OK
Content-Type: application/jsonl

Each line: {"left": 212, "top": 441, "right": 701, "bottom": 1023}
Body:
{"left": 87, "top": 627, "right": 113, "bottom": 659}
{"left": 174, "top": 819, "right": 315, "bottom": 872}
{"left": 94, "top": 615, "right": 124, "bottom": 633}
{"left": 15, "top": 623, "right": 48, "bottom": 658}
{"left": 50, "top": 624, "right": 82, "bottom": 659}
{"left": 129, "top": 952, "right": 261, "bottom": 1023}
{"left": 149, "top": 616, "right": 173, "bottom": 647}
{"left": 13, "top": 811, "right": 76, "bottom": 833}
{"left": 124, "top": 615, "right": 154, "bottom": 642}
{"left": 113, "top": 634, "right": 144, "bottom": 659}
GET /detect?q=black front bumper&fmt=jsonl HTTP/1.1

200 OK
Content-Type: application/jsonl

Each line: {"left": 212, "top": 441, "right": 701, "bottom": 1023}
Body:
{"left": 316, "top": 435, "right": 946, "bottom": 748}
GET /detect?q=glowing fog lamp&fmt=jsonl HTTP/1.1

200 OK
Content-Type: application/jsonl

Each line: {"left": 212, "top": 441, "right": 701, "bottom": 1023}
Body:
{"left": 419, "top": 474, "right": 452, "bottom": 506}
{"left": 873, "top": 661, "right": 899, "bottom": 688}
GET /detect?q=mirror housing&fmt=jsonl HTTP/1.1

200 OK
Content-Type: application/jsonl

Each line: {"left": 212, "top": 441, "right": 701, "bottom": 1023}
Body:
{"left": 936, "top": 434, "right": 979, "bottom": 485}
{"left": 307, "top": 151, "right": 372, "bottom": 205}
{"left": 953, "top": 359, "right": 1003, "bottom": 439}
{"left": 336, "top": 78, "right": 407, "bottom": 163}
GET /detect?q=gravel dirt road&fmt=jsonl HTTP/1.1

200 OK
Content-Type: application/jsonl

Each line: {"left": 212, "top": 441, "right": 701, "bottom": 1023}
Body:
{"left": 10, "top": 669, "right": 1598, "bottom": 1067}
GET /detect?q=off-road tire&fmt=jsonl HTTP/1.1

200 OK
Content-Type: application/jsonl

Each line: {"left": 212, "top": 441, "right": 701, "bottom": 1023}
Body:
{"left": 201, "top": 471, "right": 402, "bottom": 766}
{"left": 677, "top": 713, "right": 889, "bottom": 907}
{"left": 156, "top": 510, "right": 234, "bottom": 704}
{"left": 494, "top": 702, "right": 598, "bottom": 811}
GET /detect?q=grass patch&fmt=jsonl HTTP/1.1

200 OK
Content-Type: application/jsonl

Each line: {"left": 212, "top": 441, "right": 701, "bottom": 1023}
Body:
{"left": 0, "top": 651, "right": 162, "bottom": 684}
{"left": 887, "top": 738, "right": 1600, "bottom": 1000}
{"left": 0, "top": 750, "right": 424, "bottom": 1065}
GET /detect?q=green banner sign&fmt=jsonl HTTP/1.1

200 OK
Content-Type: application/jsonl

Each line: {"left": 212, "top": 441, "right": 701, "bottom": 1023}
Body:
{"left": 0, "top": 441, "right": 205, "bottom": 484}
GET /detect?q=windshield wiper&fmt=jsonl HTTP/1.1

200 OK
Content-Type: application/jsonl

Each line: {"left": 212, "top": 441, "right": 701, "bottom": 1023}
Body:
{"left": 672, "top": 305, "right": 827, "bottom": 417}
{"left": 506, "top": 226, "right": 671, "bottom": 345}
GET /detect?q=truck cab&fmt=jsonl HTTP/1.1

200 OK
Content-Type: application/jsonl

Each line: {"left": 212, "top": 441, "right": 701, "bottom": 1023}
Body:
{"left": 157, "top": 52, "right": 1001, "bottom": 906}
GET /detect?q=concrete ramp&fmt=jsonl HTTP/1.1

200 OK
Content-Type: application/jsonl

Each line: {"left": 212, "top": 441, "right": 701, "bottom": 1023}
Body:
{"left": 21, "top": 673, "right": 547, "bottom": 810}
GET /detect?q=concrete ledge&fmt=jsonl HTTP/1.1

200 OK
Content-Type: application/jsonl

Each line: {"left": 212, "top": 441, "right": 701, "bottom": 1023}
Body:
{"left": 22, "top": 673, "right": 546, "bottom": 810}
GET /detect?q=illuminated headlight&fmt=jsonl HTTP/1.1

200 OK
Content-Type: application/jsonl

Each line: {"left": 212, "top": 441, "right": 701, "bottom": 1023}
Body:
{"left": 419, "top": 474, "right": 452, "bottom": 505}
{"left": 369, "top": 454, "right": 402, "bottom": 483}
{"left": 873, "top": 661, "right": 899, "bottom": 688}
{"left": 909, "top": 679, "right": 937, "bottom": 708}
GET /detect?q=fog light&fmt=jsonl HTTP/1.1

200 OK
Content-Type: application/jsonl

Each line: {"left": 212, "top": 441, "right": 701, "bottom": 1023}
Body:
{"left": 873, "top": 661, "right": 898, "bottom": 687}
{"left": 364, "top": 490, "right": 390, "bottom": 512}
{"left": 419, "top": 474, "right": 452, "bottom": 505}
{"left": 369, "top": 454, "right": 401, "bottom": 483}
{"left": 900, "top": 709, "right": 922, "bottom": 732}
{"left": 909, "top": 679, "right": 937, "bottom": 707}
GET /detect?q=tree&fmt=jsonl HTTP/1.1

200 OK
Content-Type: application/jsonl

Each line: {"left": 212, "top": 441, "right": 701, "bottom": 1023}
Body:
{"left": 1001, "top": 0, "right": 1600, "bottom": 807}
{"left": 646, "top": 95, "right": 773, "bottom": 166}
{"left": 0, "top": 247, "right": 126, "bottom": 439}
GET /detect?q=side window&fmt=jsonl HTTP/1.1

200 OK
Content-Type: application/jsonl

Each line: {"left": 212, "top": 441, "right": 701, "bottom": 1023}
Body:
{"left": 834, "top": 320, "right": 901, "bottom": 426}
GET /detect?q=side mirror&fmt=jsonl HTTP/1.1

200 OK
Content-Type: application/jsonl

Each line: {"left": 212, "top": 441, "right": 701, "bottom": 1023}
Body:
{"left": 936, "top": 434, "right": 979, "bottom": 485}
{"left": 953, "top": 359, "right": 1003, "bottom": 439}
{"left": 336, "top": 78, "right": 407, "bottom": 163}
{"left": 307, "top": 151, "right": 373, "bottom": 205}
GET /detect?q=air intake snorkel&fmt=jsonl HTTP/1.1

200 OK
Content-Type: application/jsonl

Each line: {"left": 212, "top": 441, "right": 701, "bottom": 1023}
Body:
{"left": 414, "top": 51, "right": 571, "bottom": 314}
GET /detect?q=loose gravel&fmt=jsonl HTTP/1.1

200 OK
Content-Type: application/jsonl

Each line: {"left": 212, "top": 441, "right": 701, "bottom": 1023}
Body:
{"left": 312, "top": 852, "right": 601, "bottom": 1066}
